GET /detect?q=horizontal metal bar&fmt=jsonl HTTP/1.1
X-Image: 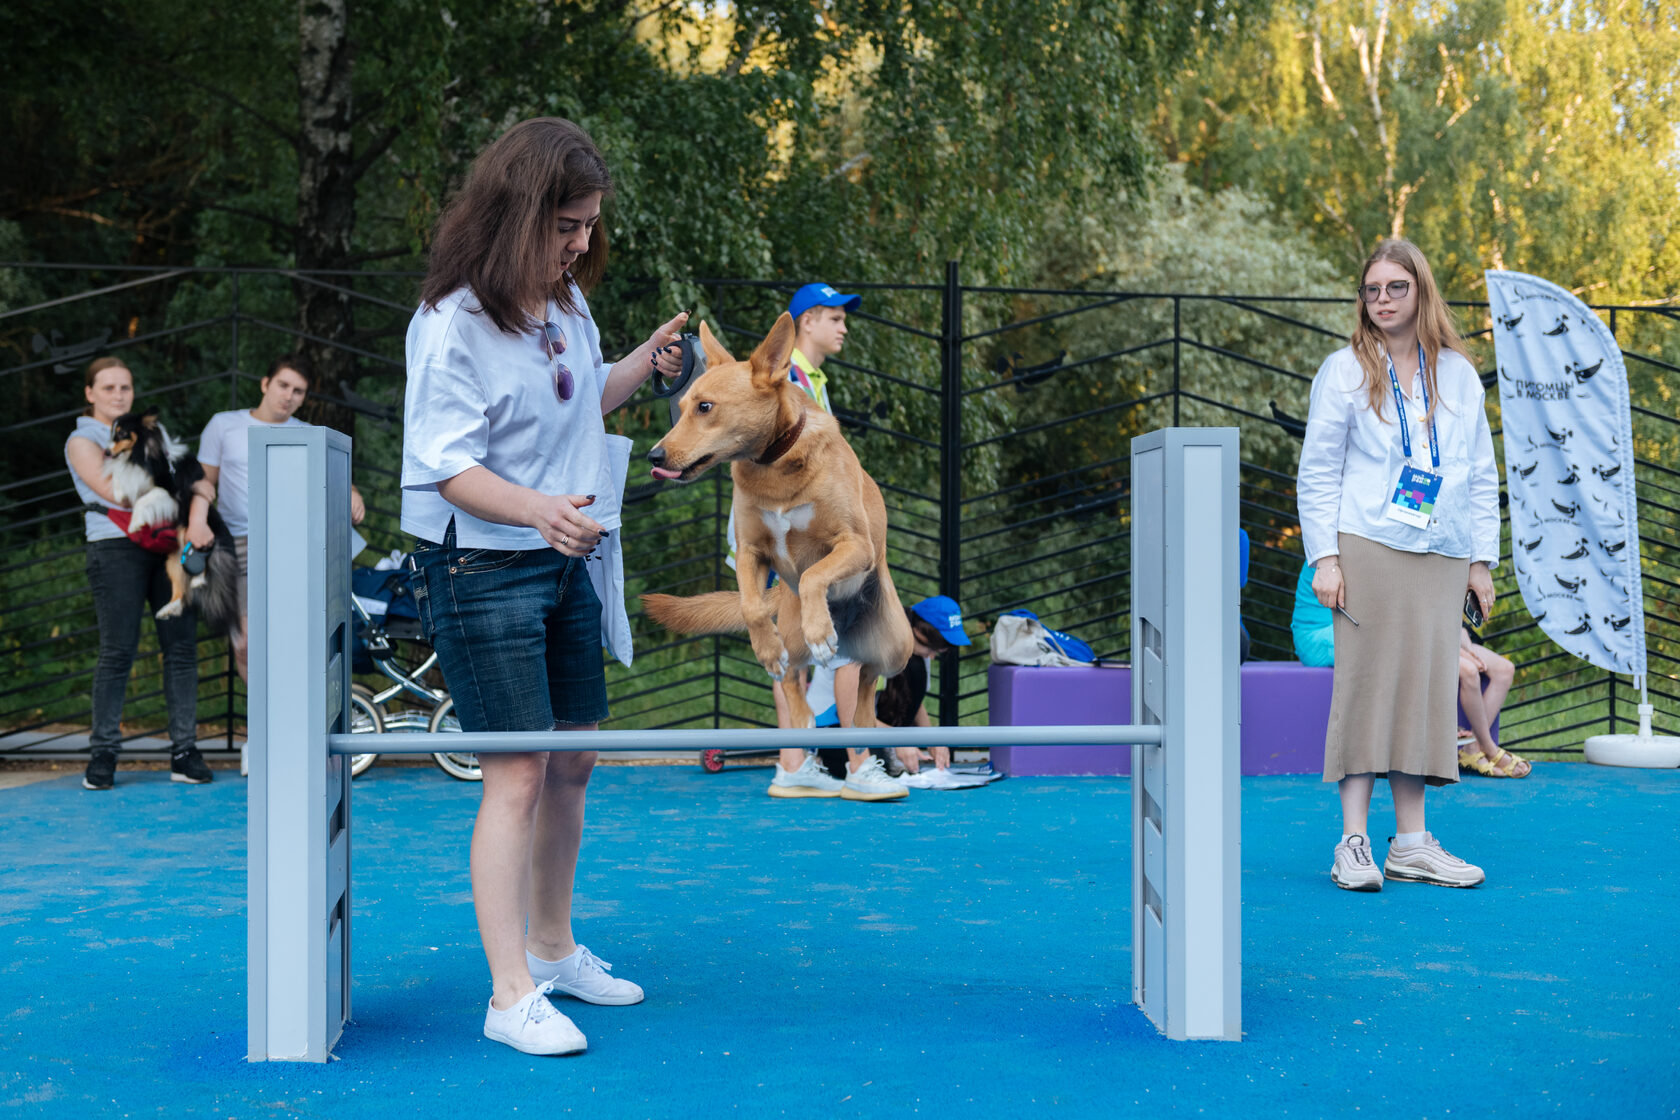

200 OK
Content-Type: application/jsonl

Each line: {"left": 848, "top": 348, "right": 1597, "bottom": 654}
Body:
{"left": 329, "top": 723, "right": 1160, "bottom": 754}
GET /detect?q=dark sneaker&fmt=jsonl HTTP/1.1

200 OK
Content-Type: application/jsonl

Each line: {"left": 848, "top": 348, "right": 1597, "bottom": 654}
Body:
{"left": 171, "top": 746, "right": 214, "bottom": 784}
{"left": 83, "top": 749, "right": 117, "bottom": 791}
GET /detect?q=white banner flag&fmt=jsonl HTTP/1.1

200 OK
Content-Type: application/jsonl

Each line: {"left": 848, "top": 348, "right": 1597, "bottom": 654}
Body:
{"left": 1486, "top": 270, "right": 1644, "bottom": 677}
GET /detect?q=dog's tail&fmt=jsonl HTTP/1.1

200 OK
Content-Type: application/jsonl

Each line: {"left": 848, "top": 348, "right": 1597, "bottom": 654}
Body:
{"left": 190, "top": 545, "right": 242, "bottom": 637}
{"left": 640, "top": 590, "right": 749, "bottom": 635}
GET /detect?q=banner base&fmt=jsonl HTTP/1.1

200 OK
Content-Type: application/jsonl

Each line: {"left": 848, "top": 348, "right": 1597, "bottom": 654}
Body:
{"left": 1583, "top": 734, "right": 1680, "bottom": 769}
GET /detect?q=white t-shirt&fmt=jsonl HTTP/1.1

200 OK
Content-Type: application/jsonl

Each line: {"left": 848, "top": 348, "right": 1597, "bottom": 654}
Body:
{"left": 1297, "top": 346, "right": 1500, "bottom": 567}
{"left": 198, "top": 409, "right": 310, "bottom": 537}
{"left": 401, "top": 286, "right": 617, "bottom": 549}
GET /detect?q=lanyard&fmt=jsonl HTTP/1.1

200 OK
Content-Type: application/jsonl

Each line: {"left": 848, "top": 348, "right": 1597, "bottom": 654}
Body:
{"left": 1384, "top": 343, "right": 1439, "bottom": 471}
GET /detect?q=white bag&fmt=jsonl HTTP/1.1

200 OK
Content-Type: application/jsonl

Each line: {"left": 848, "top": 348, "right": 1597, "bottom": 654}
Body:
{"left": 989, "top": 613, "right": 1094, "bottom": 668}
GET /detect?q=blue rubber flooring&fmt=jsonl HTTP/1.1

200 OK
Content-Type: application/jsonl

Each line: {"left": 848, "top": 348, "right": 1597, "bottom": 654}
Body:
{"left": 2, "top": 762, "right": 1677, "bottom": 1118}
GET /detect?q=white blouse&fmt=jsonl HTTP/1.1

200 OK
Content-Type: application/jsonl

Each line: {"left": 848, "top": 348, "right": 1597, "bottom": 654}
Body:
{"left": 401, "top": 285, "right": 615, "bottom": 550}
{"left": 1296, "top": 345, "right": 1500, "bottom": 567}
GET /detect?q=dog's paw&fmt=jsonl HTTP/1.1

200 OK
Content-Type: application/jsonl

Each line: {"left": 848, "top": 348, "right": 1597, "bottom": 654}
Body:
{"left": 805, "top": 630, "right": 839, "bottom": 666}
{"left": 155, "top": 600, "right": 185, "bottom": 620}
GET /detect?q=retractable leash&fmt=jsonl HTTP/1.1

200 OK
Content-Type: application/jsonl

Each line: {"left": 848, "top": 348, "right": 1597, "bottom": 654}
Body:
{"left": 649, "top": 331, "right": 707, "bottom": 427}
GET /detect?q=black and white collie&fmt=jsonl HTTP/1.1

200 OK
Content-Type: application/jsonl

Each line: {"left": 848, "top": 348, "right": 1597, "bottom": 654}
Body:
{"left": 104, "top": 408, "right": 239, "bottom": 632}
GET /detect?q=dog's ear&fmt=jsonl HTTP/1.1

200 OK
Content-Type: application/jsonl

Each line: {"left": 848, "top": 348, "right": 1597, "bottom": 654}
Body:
{"left": 698, "top": 320, "right": 734, "bottom": 369}
{"left": 748, "top": 312, "right": 796, "bottom": 390}
{"left": 140, "top": 408, "right": 159, "bottom": 430}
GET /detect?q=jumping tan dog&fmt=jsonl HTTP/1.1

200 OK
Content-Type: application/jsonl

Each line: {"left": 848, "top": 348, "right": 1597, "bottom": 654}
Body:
{"left": 641, "top": 313, "right": 912, "bottom": 730}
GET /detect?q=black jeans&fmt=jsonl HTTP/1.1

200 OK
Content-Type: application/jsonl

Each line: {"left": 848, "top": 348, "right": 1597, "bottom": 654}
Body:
{"left": 85, "top": 539, "right": 199, "bottom": 752}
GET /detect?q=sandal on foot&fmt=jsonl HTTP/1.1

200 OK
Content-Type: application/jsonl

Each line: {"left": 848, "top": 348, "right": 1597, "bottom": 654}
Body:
{"left": 1461, "top": 747, "right": 1531, "bottom": 778}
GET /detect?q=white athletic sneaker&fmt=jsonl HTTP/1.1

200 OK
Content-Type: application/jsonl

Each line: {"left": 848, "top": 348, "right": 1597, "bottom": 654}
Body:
{"left": 483, "top": 982, "right": 587, "bottom": 1055}
{"left": 528, "top": 945, "right": 644, "bottom": 1006}
{"left": 1382, "top": 833, "right": 1485, "bottom": 888}
{"left": 840, "top": 755, "right": 907, "bottom": 801}
{"left": 767, "top": 753, "right": 845, "bottom": 798}
{"left": 1330, "top": 834, "right": 1383, "bottom": 891}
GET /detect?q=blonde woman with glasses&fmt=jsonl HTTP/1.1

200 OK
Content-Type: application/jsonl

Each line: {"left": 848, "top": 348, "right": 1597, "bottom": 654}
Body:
{"left": 1297, "top": 238, "right": 1501, "bottom": 892}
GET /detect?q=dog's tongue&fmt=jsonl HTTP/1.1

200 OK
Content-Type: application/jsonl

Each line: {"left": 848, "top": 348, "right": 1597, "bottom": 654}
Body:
{"left": 649, "top": 466, "right": 683, "bottom": 481}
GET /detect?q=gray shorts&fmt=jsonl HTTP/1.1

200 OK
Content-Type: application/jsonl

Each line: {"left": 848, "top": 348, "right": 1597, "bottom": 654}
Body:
{"left": 234, "top": 535, "right": 249, "bottom": 625}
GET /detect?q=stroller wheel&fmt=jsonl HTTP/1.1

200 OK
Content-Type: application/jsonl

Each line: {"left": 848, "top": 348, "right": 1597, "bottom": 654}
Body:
{"left": 348, "top": 683, "right": 383, "bottom": 777}
{"left": 700, "top": 748, "right": 726, "bottom": 773}
{"left": 427, "top": 697, "right": 481, "bottom": 781}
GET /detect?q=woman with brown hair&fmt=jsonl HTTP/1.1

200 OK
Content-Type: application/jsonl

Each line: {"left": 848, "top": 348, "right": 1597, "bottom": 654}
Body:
{"left": 64, "top": 357, "right": 216, "bottom": 790}
{"left": 402, "top": 117, "right": 686, "bottom": 1055}
{"left": 1296, "top": 238, "right": 1501, "bottom": 892}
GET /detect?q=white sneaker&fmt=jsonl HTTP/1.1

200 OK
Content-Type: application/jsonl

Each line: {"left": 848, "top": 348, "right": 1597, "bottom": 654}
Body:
{"left": 768, "top": 753, "right": 845, "bottom": 798}
{"left": 528, "top": 945, "right": 644, "bottom": 1006}
{"left": 483, "top": 983, "right": 587, "bottom": 1055}
{"left": 1331, "top": 834, "right": 1383, "bottom": 891}
{"left": 1383, "top": 833, "right": 1484, "bottom": 888}
{"left": 841, "top": 755, "right": 907, "bottom": 801}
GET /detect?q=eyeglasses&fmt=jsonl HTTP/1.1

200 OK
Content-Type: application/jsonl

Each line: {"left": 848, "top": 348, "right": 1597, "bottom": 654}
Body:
{"left": 1358, "top": 280, "right": 1412, "bottom": 303}
{"left": 540, "top": 320, "right": 575, "bottom": 402}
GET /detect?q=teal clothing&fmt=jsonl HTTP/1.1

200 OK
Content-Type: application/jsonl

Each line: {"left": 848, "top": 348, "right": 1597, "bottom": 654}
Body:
{"left": 1291, "top": 560, "right": 1335, "bottom": 667}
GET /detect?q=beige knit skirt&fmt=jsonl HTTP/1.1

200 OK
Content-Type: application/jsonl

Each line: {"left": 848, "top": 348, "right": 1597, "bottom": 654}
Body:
{"left": 1323, "top": 533, "right": 1467, "bottom": 786}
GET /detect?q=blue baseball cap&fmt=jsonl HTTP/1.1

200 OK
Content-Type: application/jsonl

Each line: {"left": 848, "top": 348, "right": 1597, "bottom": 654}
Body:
{"left": 911, "top": 595, "right": 971, "bottom": 647}
{"left": 788, "top": 282, "right": 861, "bottom": 321}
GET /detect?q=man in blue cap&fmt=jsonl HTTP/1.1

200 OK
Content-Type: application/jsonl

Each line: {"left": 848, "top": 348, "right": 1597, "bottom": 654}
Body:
{"left": 883, "top": 596, "right": 998, "bottom": 789}
{"left": 783, "top": 281, "right": 861, "bottom": 415}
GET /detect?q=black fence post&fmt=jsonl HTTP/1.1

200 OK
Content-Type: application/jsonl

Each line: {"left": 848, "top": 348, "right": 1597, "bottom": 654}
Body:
{"left": 227, "top": 273, "right": 240, "bottom": 751}
{"left": 1172, "top": 296, "right": 1182, "bottom": 426}
{"left": 938, "top": 260, "right": 963, "bottom": 727}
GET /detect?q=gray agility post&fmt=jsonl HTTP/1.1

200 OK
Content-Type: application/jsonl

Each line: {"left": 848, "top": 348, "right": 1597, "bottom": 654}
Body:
{"left": 247, "top": 426, "right": 354, "bottom": 1062}
{"left": 1130, "top": 427, "right": 1241, "bottom": 1041}
{"left": 247, "top": 426, "right": 1240, "bottom": 1059}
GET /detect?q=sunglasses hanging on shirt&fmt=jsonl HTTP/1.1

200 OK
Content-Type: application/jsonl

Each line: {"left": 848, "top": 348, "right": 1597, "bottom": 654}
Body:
{"left": 540, "top": 320, "right": 575, "bottom": 402}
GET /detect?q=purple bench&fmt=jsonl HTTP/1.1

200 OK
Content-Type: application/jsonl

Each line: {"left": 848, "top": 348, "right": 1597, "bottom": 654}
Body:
{"left": 987, "top": 662, "right": 1493, "bottom": 777}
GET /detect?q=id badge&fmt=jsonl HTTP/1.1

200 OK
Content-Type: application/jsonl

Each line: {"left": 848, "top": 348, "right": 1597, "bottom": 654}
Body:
{"left": 1386, "top": 464, "right": 1442, "bottom": 529}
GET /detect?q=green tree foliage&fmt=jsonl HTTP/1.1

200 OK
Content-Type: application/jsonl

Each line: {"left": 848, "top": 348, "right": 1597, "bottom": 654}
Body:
{"left": 1154, "top": 0, "right": 1680, "bottom": 302}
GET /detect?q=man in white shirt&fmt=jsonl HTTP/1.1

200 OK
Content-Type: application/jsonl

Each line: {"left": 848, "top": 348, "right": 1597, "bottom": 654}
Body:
{"left": 194, "top": 355, "right": 364, "bottom": 680}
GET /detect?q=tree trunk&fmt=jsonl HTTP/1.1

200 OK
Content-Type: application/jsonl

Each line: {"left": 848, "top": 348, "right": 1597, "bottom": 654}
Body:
{"left": 296, "top": 0, "right": 357, "bottom": 435}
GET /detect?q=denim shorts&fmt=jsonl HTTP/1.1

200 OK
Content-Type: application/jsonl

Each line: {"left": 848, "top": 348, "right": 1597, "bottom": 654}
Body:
{"left": 411, "top": 525, "right": 608, "bottom": 734}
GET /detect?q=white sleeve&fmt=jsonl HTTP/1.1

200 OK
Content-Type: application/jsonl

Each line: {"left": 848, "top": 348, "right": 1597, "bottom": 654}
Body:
{"left": 1296, "top": 355, "right": 1351, "bottom": 565}
{"left": 198, "top": 415, "right": 224, "bottom": 467}
{"left": 401, "top": 358, "right": 490, "bottom": 490}
{"left": 1467, "top": 382, "right": 1501, "bottom": 568}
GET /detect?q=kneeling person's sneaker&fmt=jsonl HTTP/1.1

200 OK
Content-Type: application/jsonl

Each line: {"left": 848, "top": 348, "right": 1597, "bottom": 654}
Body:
{"left": 483, "top": 983, "right": 587, "bottom": 1055}
{"left": 171, "top": 746, "right": 213, "bottom": 784}
{"left": 1383, "top": 832, "right": 1484, "bottom": 887}
{"left": 528, "top": 945, "right": 643, "bottom": 1006}
{"left": 768, "top": 753, "right": 844, "bottom": 798}
{"left": 1330, "top": 834, "right": 1382, "bottom": 891}
{"left": 840, "top": 755, "right": 907, "bottom": 802}
{"left": 83, "top": 749, "right": 117, "bottom": 791}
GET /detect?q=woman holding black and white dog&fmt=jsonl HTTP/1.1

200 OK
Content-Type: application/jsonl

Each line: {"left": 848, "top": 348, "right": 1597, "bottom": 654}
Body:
{"left": 403, "top": 118, "right": 687, "bottom": 1055}
{"left": 1297, "top": 238, "right": 1500, "bottom": 892}
{"left": 65, "top": 357, "right": 216, "bottom": 790}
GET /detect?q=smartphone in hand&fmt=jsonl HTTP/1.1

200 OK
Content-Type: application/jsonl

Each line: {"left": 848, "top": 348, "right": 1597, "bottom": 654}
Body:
{"left": 1463, "top": 589, "right": 1485, "bottom": 630}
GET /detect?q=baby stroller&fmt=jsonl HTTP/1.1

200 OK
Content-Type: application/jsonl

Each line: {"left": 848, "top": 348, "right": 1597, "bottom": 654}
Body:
{"left": 350, "top": 560, "right": 478, "bottom": 780}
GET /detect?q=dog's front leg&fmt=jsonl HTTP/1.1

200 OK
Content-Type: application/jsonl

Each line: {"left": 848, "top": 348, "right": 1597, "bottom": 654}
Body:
{"left": 735, "top": 548, "right": 787, "bottom": 680}
{"left": 795, "top": 535, "right": 874, "bottom": 665}
{"left": 156, "top": 549, "right": 190, "bottom": 620}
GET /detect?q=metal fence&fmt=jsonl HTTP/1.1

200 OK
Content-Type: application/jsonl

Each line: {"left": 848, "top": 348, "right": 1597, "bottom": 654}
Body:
{"left": 2, "top": 261, "right": 1674, "bottom": 759}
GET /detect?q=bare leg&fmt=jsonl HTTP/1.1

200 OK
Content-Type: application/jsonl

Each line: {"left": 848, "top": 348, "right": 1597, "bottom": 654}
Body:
{"left": 232, "top": 620, "right": 249, "bottom": 683}
{"left": 526, "top": 733, "right": 597, "bottom": 964}
{"left": 1339, "top": 773, "right": 1375, "bottom": 836}
{"left": 773, "top": 679, "right": 802, "bottom": 773}
{"left": 1389, "top": 772, "right": 1426, "bottom": 835}
{"left": 471, "top": 751, "right": 550, "bottom": 1011}
{"left": 1459, "top": 653, "right": 1498, "bottom": 759}
{"left": 1480, "top": 649, "right": 1515, "bottom": 729}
